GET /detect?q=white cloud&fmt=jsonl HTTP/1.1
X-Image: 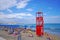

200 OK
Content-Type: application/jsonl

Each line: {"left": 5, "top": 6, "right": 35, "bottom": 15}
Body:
{"left": 0, "top": 12, "right": 34, "bottom": 18}
{"left": 0, "top": 12, "right": 35, "bottom": 24}
{"left": 0, "top": 0, "right": 30, "bottom": 10}
{"left": 16, "top": 0, "right": 30, "bottom": 8}
{"left": 16, "top": 2, "right": 27, "bottom": 8}
{"left": 7, "top": 9, "right": 13, "bottom": 13}
{"left": 17, "top": 13, "right": 33, "bottom": 16}
{"left": 44, "top": 16, "right": 60, "bottom": 23}
{"left": 0, "top": 0, "right": 17, "bottom": 10}
{"left": 26, "top": 8, "right": 33, "bottom": 11}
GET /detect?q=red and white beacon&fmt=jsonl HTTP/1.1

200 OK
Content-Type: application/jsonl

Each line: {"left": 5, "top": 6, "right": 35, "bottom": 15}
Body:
{"left": 36, "top": 12, "right": 44, "bottom": 36}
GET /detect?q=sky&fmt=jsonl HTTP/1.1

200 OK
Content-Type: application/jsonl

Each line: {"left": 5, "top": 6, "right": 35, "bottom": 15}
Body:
{"left": 0, "top": 0, "right": 60, "bottom": 24}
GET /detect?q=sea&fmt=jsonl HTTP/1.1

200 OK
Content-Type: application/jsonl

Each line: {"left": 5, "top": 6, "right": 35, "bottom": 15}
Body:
{"left": 44, "top": 23, "right": 60, "bottom": 36}
{"left": 0, "top": 23, "right": 60, "bottom": 36}
{"left": 26, "top": 23, "right": 60, "bottom": 36}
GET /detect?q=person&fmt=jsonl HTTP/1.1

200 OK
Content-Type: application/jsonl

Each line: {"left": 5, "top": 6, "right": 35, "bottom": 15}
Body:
{"left": 23, "top": 25, "right": 27, "bottom": 33}
{"left": 17, "top": 30, "right": 21, "bottom": 40}
{"left": 24, "top": 25, "right": 27, "bottom": 29}
{"left": 28, "top": 31, "right": 33, "bottom": 37}
{"left": 8, "top": 27, "right": 14, "bottom": 34}
{"left": 47, "top": 37, "right": 51, "bottom": 40}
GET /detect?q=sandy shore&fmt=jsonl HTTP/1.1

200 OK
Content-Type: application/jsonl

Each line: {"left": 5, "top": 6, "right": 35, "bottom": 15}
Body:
{"left": 0, "top": 29, "right": 60, "bottom": 40}
{"left": 0, "top": 37, "right": 6, "bottom": 40}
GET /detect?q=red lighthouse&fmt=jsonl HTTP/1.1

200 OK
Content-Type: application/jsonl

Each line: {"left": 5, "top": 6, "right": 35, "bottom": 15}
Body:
{"left": 36, "top": 12, "right": 44, "bottom": 36}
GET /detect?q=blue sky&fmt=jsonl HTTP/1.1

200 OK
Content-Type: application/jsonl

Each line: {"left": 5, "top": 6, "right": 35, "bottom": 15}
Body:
{"left": 0, "top": 0, "right": 60, "bottom": 24}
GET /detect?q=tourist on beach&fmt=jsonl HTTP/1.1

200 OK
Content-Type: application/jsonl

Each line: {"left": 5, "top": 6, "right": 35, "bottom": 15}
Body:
{"left": 47, "top": 37, "right": 51, "bottom": 40}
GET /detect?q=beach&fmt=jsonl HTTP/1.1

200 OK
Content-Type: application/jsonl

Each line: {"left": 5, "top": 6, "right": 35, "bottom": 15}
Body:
{"left": 0, "top": 37, "right": 6, "bottom": 40}
{"left": 0, "top": 28, "right": 60, "bottom": 40}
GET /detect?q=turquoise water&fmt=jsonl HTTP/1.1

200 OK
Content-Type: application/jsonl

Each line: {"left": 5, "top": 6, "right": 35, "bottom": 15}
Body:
{"left": 44, "top": 23, "right": 60, "bottom": 36}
